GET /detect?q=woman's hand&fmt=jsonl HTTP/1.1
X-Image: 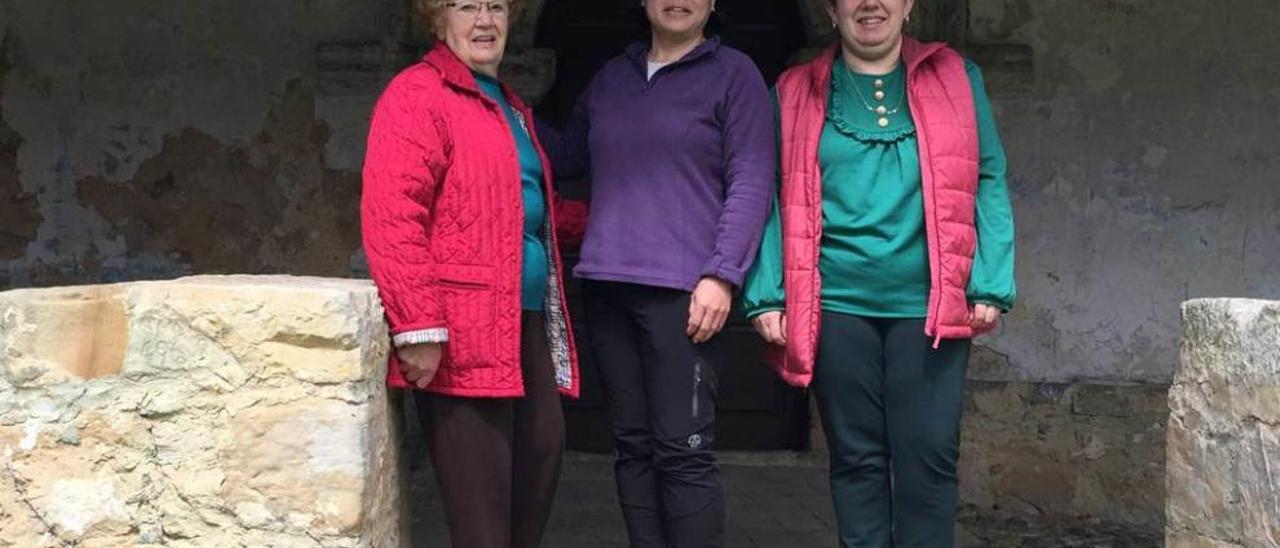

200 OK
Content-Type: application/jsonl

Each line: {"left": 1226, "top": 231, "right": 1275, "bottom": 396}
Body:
{"left": 397, "top": 343, "right": 443, "bottom": 389}
{"left": 688, "top": 277, "right": 733, "bottom": 344}
{"left": 970, "top": 304, "right": 1000, "bottom": 334}
{"left": 751, "top": 311, "right": 787, "bottom": 346}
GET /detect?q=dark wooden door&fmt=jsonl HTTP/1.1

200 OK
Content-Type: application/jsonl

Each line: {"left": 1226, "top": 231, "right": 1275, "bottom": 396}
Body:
{"left": 536, "top": 0, "right": 811, "bottom": 452}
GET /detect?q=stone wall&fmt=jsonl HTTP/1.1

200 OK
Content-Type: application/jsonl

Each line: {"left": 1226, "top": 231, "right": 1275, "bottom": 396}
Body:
{"left": 797, "top": 348, "right": 1171, "bottom": 537}
{"left": 959, "top": 0, "right": 1280, "bottom": 383}
{"left": 1167, "top": 299, "right": 1280, "bottom": 547}
{"left": 0, "top": 276, "right": 401, "bottom": 547}
{"left": 960, "top": 380, "right": 1168, "bottom": 533}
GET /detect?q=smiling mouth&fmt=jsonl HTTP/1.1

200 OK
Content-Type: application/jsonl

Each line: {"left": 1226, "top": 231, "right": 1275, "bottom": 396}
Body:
{"left": 472, "top": 35, "right": 497, "bottom": 46}
{"left": 663, "top": 6, "right": 694, "bottom": 15}
{"left": 856, "top": 15, "right": 888, "bottom": 27}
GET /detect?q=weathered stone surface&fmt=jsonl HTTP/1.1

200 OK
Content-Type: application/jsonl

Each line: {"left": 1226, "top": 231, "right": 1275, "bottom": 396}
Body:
{"left": 0, "top": 285, "right": 128, "bottom": 386}
{"left": 499, "top": 48, "right": 557, "bottom": 106}
{"left": 0, "top": 28, "right": 44, "bottom": 262}
{"left": 0, "top": 275, "right": 401, "bottom": 547}
{"left": 959, "top": 381, "right": 1169, "bottom": 532}
{"left": 800, "top": 379, "right": 1170, "bottom": 534}
{"left": 74, "top": 82, "right": 363, "bottom": 280}
{"left": 1167, "top": 299, "right": 1280, "bottom": 548}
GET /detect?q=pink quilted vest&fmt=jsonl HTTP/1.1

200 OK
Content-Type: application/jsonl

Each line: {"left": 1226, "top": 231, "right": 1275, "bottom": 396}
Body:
{"left": 769, "top": 38, "right": 979, "bottom": 388}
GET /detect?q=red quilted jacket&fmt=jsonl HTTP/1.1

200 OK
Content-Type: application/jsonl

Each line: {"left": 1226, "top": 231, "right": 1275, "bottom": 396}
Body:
{"left": 768, "top": 39, "right": 981, "bottom": 388}
{"left": 361, "top": 44, "right": 580, "bottom": 398}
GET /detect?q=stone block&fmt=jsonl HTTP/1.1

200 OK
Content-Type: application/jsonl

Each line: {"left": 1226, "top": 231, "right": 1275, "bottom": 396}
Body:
{"left": 0, "top": 285, "right": 128, "bottom": 387}
{"left": 0, "top": 276, "right": 402, "bottom": 547}
{"left": 1072, "top": 382, "right": 1168, "bottom": 418}
{"left": 802, "top": 378, "right": 1169, "bottom": 533}
{"left": 959, "top": 380, "right": 1168, "bottom": 531}
{"left": 1167, "top": 299, "right": 1280, "bottom": 548}
{"left": 500, "top": 48, "right": 557, "bottom": 106}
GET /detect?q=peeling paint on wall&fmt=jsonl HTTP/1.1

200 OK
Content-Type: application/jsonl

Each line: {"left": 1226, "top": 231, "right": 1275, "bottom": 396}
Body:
{"left": 75, "top": 81, "right": 360, "bottom": 277}
{"left": 0, "top": 0, "right": 385, "bottom": 286}
{"left": 0, "top": 30, "right": 43, "bottom": 261}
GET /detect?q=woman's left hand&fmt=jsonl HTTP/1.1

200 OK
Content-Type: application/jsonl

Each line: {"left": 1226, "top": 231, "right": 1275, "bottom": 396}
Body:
{"left": 688, "top": 277, "right": 733, "bottom": 344}
{"left": 970, "top": 303, "right": 1001, "bottom": 334}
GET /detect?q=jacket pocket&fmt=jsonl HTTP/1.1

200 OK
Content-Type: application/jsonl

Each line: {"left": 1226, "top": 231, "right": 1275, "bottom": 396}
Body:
{"left": 437, "top": 264, "right": 497, "bottom": 369}
{"left": 437, "top": 264, "right": 495, "bottom": 289}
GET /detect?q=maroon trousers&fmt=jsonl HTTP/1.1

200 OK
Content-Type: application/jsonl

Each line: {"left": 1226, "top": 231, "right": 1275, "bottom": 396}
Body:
{"left": 416, "top": 313, "right": 566, "bottom": 548}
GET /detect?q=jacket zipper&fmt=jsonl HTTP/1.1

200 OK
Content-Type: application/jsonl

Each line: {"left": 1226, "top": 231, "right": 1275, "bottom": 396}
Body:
{"left": 692, "top": 360, "right": 702, "bottom": 418}
{"left": 904, "top": 70, "right": 945, "bottom": 349}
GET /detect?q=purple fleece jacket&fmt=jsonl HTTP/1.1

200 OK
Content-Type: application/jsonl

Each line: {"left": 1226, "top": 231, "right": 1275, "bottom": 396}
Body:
{"left": 537, "top": 37, "right": 775, "bottom": 290}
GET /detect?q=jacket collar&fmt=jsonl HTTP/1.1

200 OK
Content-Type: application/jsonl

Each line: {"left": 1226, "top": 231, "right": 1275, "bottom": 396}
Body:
{"left": 806, "top": 37, "right": 947, "bottom": 96}
{"left": 424, "top": 43, "right": 483, "bottom": 94}
{"left": 423, "top": 42, "right": 529, "bottom": 110}
{"left": 625, "top": 35, "right": 722, "bottom": 74}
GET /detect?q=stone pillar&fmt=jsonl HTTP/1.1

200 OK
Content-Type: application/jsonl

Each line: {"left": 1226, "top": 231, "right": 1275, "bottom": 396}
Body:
{"left": 0, "top": 276, "right": 402, "bottom": 547}
{"left": 502, "top": 0, "right": 556, "bottom": 106}
{"left": 1167, "top": 299, "right": 1280, "bottom": 547}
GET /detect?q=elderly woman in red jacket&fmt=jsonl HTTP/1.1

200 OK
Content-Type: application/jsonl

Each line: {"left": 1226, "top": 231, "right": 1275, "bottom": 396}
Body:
{"left": 743, "top": 0, "right": 1016, "bottom": 546}
{"left": 360, "top": 1, "right": 580, "bottom": 546}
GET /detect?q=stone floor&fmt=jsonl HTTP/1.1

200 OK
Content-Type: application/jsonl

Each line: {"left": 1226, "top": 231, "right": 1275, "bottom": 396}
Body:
{"left": 407, "top": 453, "right": 1161, "bottom": 548}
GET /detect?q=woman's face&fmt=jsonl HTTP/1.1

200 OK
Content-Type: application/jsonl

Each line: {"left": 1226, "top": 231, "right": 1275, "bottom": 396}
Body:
{"left": 438, "top": 1, "right": 511, "bottom": 76}
{"left": 829, "top": 0, "right": 915, "bottom": 60}
{"left": 645, "top": 0, "right": 715, "bottom": 40}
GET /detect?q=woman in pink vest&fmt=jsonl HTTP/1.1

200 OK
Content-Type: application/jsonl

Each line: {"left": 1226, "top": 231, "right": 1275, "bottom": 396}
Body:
{"left": 361, "top": 1, "right": 583, "bottom": 545}
{"left": 742, "top": 0, "right": 1016, "bottom": 546}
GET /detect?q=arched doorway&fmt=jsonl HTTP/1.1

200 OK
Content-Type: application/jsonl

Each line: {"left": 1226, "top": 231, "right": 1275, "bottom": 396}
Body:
{"left": 533, "top": 1, "right": 811, "bottom": 453}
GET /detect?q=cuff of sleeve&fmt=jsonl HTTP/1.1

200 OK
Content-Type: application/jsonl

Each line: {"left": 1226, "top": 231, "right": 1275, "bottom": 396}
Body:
{"left": 392, "top": 328, "right": 449, "bottom": 347}
{"left": 701, "top": 262, "right": 747, "bottom": 288}
{"left": 746, "top": 306, "right": 784, "bottom": 320}
{"left": 970, "top": 299, "right": 1010, "bottom": 313}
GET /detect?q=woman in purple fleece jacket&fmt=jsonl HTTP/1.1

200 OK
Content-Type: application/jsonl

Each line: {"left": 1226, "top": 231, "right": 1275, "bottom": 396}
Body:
{"left": 537, "top": 1, "right": 775, "bottom": 546}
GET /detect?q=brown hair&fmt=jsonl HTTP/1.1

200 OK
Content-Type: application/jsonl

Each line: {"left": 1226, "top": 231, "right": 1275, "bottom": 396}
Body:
{"left": 418, "top": 0, "right": 525, "bottom": 35}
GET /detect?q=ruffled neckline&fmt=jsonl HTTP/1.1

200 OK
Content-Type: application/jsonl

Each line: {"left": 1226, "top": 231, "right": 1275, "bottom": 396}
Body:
{"left": 827, "top": 62, "right": 915, "bottom": 143}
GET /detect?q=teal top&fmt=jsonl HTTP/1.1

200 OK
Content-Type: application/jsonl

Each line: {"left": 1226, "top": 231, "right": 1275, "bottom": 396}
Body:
{"left": 742, "top": 58, "right": 1016, "bottom": 318}
{"left": 476, "top": 72, "right": 548, "bottom": 311}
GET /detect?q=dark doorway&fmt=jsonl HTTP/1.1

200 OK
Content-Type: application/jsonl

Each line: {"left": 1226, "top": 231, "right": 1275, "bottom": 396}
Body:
{"left": 535, "top": 1, "right": 811, "bottom": 453}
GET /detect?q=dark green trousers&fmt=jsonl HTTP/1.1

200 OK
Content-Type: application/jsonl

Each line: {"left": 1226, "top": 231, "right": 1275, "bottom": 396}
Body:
{"left": 813, "top": 312, "right": 970, "bottom": 548}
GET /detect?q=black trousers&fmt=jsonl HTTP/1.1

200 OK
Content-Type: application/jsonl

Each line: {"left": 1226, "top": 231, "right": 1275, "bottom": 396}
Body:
{"left": 813, "top": 312, "right": 971, "bottom": 548}
{"left": 583, "top": 281, "right": 726, "bottom": 548}
{"left": 417, "top": 312, "right": 565, "bottom": 548}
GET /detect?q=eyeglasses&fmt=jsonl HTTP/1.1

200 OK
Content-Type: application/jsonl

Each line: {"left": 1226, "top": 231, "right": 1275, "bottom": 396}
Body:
{"left": 446, "top": 1, "right": 510, "bottom": 19}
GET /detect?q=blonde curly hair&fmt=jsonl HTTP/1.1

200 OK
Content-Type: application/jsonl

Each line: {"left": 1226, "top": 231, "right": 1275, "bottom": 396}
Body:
{"left": 418, "top": 0, "right": 525, "bottom": 35}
